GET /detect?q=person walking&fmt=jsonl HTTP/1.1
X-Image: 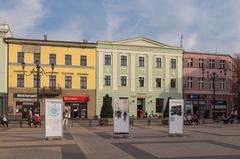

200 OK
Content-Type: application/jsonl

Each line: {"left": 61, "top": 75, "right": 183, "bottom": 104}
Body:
{"left": 63, "top": 110, "right": 70, "bottom": 127}
{"left": 1, "top": 114, "right": 8, "bottom": 127}
{"left": 28, "top": 108, "right": 33, "bottom": 128}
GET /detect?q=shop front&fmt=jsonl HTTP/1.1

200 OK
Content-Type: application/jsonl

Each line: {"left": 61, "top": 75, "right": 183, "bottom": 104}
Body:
{"left": 63, "top": 96, "right": 89, "bottom": 119}
{"left": 13, "top": 93, "right": 40, "bottom": 118}
{"left": 212, "top": 100, "right": 227, "bottom": 117}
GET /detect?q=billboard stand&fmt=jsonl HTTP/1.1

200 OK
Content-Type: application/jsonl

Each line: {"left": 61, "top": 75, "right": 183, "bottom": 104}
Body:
{"left": 169, "top": 99, "right": 184, "bottom": 136}
{"left": 113, "top": 99, "right": 130, "bottom": 138}
{"left": 45, "top": 99, "right": 63, "bottom": 140}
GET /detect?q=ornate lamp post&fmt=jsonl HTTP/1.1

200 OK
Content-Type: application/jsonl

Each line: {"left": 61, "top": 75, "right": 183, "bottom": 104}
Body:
{"left": 202, "top": 69, "right": 227, "bottom": 120}
{"left": 21, "top": 60, "right": 55, "bottom": 115}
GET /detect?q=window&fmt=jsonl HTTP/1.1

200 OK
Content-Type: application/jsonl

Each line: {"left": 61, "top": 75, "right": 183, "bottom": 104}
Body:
{"left": 171, "top": 59, "right": 176, "bottom": 69}
{"left": 17, "top": 52, "right": 24, "bottom": 63}
{"left": 33, "top": 75, "right": 41, "bottom": 88}
{"left": 121, "top": 76, "right": 127, "bottom": 86}
{"left": 121, "top": 55, "right": 127, "bottom": 66}
{"left": 210, "top": 78, "right": 214, "bottom": 89}
{"left": 187, "top": 77, "right": 193, "bottom": 89}
{"left": 220, "top": 78, "right": 225, "bottom": 90}
{"left": 187, "top": 58, "right": 193, "bottom": 67}
{"left": 80, "top": 55, "right": 87, "bottom": 66}
{"left": 17, "top": 74, "right": 24, "bottom": 87}
{"left": 220, "top": 60, "right": 225, "bottom": 69}
{"left": 65, "top": 55, "right": 72, "bottom": 65}
{"left": 139, "top": 77, "right": 144, "bottom": 87}
{"left": 156, "top": 98, "right": 164, "bottom": 113}
{"left": 199, "top": 59, "right": 204, "bottom": 68}
{"left": 156, "top": 58, "right": 161, "bottom": 68}
{"left": 49, "top": 75, "right": 56, "bottom": 88}
{"left": 170, "top": 79, "right": 176, "bottom": 88}
{"left": 49, "top": 54, "right": 56, "bottom": 64}
{"left": 139, "top": 57, "right": 144, "bottom": 67}
{"left": 198, "top": 77, "right": 204, "bottom": 89}
{"left": 65, "top": 76, "right": 72, "bottom": 88}
{"left": 156, "top": 78, "right": 161, "bottom": 88}
{"left": 34, "top": 53, "right": 40, "bottom": 64}
{"left": 104, "top": 55, "right": 111, "bottom": 65}
{"left": 80, "top": 77, "right": 87, "bottom": 89}
{"left": 104, "top": 75, "right": 111, "bottom": 86}
{"left": 209, "top": 59, "right": 215, "bottom": 69}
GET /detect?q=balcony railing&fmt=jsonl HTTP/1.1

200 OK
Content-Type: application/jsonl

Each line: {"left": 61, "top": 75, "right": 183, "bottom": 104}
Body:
{"left": 39, "top": 86, "right": 61, "bottom": 97}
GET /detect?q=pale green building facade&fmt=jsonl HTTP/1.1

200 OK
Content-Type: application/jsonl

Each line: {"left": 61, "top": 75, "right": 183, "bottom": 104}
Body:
{"left": 0, "top": 24, "right": 12, "bottom": 115}
{"left": 96, "top": 37, "right": 183, "bottom": 117}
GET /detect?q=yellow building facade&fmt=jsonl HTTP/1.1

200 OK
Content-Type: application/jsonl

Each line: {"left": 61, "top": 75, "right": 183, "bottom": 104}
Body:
{"left": 5, "top": 38, "right": 96, "bottom": 119}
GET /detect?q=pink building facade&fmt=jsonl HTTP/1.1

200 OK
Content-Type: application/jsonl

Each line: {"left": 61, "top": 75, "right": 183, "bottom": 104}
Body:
{"left": 183, "top": 52, "right": 233, "bottom": 118}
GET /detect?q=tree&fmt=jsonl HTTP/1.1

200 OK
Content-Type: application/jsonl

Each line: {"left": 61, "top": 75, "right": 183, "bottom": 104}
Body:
{"left": 100, "top": 94, "right": 113, "bottom": 118}
{"left": 163, "top": 97, "right": 172, "bottom": 118}
{"left": 233, "top": 55, "right": 240, "bottom": 118}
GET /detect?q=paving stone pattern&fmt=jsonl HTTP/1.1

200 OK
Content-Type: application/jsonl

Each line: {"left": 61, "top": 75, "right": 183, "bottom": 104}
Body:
{"left": 0, "top": 122, "right": 240, "bottom": 159}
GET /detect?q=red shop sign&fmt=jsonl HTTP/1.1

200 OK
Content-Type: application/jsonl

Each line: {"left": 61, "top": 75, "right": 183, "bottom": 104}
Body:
{"left": 63, "top": 96, "right": 89, "bottom": 102}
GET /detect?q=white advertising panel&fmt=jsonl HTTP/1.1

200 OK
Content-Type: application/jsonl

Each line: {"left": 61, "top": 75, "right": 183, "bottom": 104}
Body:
{"left": 114, "top": 99, "right": 129, "bottom": 134}
{"left": 45, "top": 99, "right": 63, "bottom": 138}
{"left": 169, "top": 99, "right": 184, "bottom": 134}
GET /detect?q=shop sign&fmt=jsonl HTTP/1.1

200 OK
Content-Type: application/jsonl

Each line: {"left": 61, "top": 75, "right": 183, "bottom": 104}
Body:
{"left": 169, "top": 99, "right": 184, "bottom": 135}
{"left": 114, "top": 99, "right": 129, "bottom": 134}
{"left": 14, "top": 93, "right": 37, "bottom": 98}
{"left": 190, "top": 94, "right": 200, "bottom": 99}
{"left": 63, "top": 96, "right": 89, "bottom": 102}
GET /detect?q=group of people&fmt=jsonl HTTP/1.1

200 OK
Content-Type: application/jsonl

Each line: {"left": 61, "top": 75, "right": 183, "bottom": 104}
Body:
{"left": 184, "top": 113, "right": 200, "bottom": 125}
{"left": 27, "top": 108, "right": 41, "bottom": 128}
{"left": 0, "top": 114, "right": 8, "bottom": 127}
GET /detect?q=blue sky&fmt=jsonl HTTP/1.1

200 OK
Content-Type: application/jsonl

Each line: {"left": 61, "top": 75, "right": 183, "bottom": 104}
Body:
{"left": 1, "top": 0, "right": 240, "bottom": 54}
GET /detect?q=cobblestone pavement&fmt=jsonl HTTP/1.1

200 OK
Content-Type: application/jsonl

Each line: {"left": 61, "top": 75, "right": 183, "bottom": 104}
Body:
{"left": 0, "top": 122, "right": 239, "bottom": 159}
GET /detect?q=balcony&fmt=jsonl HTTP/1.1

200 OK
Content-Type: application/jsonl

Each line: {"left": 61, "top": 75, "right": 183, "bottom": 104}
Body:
{"left": 39, "top": 86, "right": 62, "bottom": 97}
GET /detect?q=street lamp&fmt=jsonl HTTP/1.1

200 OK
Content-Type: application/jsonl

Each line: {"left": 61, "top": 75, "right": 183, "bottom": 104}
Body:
{"left": 202, "top": 69, "right": 227, "bottom": 120}
{"left": 21, "top": 60, "right": 55, "bottom": 115}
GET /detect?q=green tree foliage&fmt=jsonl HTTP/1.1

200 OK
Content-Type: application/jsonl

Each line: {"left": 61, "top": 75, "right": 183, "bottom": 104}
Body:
{"left": 163, "top": 97, "right": 172, "bottom": 118}
{"left": 100, "top": 94, "right": 113, "bottom": 118}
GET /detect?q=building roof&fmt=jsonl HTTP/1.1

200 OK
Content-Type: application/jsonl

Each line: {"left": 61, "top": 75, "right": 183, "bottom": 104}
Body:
{"left": 98, "top": 37, "right": 182, "bottom": 50}
{"left": 4, "top": 37, "right": 96, "bottom": 48}
{"left": 184, "top": 51, "right": 232, "bottom": 58}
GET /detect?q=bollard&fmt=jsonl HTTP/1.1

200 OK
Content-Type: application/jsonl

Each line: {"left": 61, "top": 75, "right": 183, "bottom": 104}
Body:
{"left": 19, "top": 120, "right": 23, "bottom": 127}
{"left": 148, "top": 118, "right": 151, "bottom": 125}
{"left": 89, "top": 119, "right": 92, "bottom": 126}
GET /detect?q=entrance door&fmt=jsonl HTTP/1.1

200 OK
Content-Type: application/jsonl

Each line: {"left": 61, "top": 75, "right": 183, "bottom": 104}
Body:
{"left": 69, "top": 102, "right": 88, "bottom": 119}
{"left": 137, "top": 98, "right": 145, "bottom": 118}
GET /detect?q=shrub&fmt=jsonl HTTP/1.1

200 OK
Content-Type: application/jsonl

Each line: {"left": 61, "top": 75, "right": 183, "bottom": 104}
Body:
{"left": 100, "top": 94, "right": 113, "bottom": 118}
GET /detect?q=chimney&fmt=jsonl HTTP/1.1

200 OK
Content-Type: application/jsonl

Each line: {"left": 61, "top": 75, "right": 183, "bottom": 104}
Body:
{"left": 44, "top": 35, "right": 47, "bottom": 41}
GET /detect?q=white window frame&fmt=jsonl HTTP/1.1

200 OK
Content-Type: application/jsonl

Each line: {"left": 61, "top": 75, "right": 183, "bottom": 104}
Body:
{"left": 187, "top": 77, "right": 193, "bottom": 89}
{"left": 220, "top": 60, "right": 225, "bottom": 69}
{"left": 220, "top": 78, "right": 225, "bottom": 90}
{"left": 104, "top": 74, "right": 111, "bottom": 86}
{"left": 198, "top": 77, "right": 204, "bottom": 89}
{"left": 138, "top": 76, "right": 144, "bottom": 87}
{"left": 120, "top": 75, "right": 127, "bottom": 87}
{"left": 187, "top": 58, "right": 193, "bottom": 67}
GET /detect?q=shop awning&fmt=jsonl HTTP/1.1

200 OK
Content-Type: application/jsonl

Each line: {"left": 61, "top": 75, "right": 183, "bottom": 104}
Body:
{"left": 63, "top": 96, "right": 89, "bottom": 102}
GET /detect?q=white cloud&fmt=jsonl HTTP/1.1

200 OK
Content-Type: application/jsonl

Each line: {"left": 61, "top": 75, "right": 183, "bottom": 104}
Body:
{"left": 184, "top": 33, "right": 198, "bottom": 51}
{"left": 0, "top": 0, "right": 46, "bottom": 37}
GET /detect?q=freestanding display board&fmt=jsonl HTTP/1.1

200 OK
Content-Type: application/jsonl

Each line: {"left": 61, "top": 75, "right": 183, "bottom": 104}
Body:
{"left": 114, "top": 99, "right": 129, "bottom": 134}
{"left": 169, "top": 99, "right": 184, "bottom": 135}
{"left": 45, "top": 99, "right": 63, "bottom": 138}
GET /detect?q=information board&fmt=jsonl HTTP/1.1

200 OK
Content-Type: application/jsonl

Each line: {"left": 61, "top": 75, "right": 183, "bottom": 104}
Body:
{"left": 114, "top": 99, "right": 129, "bottom": 134}
{"left": 45, "top": 99, "right": 63, "bottom": 138}
{"left": 169, "top": 99, "right": 184, "bottom": 134}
